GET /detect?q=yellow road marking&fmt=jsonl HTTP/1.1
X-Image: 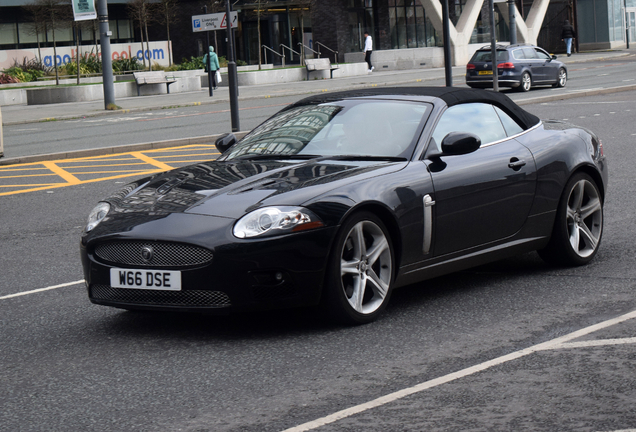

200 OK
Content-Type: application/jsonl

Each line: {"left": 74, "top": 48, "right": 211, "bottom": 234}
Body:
{"left": 130, "top": 152, "right": 174, "bottom": 171}
{"left": 0, "top": 173, "right": 68, "bottom": 179}
{"left": 0, "top": 170, "right": 161, "bottom": 197}
{"left": 42, "top": 161, "right": 81, "bottom": 185}
{"left": 0, "top": 144, "right": 219, "bottom": 197}
{"left": 0, "top": 184, "right": 58, "bottom": 188}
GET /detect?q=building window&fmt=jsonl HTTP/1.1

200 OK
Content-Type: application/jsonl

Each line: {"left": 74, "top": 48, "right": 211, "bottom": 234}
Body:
{"left": 0, "top": 23, "right": 18, "bottom": 47}
{"left": 388, "top": 1, "right": 439, "bottom": 49}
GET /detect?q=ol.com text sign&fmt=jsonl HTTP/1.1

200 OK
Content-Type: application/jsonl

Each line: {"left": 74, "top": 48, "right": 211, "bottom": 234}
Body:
{"left": 192, "top": 12, "right": 238, "bottom": 32}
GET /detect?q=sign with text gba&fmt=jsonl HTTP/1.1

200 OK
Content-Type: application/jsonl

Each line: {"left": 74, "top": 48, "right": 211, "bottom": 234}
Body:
{"left": 192, "top": 12, "right": 238, "bottom": 32}
{"left": 72, "top": 0, "right": 97, "bottom": 21}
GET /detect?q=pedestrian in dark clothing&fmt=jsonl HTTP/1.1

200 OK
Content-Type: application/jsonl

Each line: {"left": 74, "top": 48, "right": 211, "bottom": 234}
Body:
{"left": 561, "top": 20, "right": 577, "bottom": 56}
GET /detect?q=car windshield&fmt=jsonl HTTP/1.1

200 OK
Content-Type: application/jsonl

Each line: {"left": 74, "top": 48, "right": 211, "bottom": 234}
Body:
{"left": 471, "top": 50, "right": 509, "bottom": 62}
{"left": 221, "top": 100, "right": 431, "bottom": 161}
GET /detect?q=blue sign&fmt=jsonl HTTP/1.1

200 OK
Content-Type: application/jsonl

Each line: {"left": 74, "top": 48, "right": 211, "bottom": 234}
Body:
{"left": 193, "top": 19, "right": 201, "bottom": 29}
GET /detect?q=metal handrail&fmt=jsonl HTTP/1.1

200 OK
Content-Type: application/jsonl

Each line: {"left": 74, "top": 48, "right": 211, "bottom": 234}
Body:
{"left": 314, "top": 42, "right": 339, "bottom": 65}
{"left": 298, "top": 42, "right": 319, "bottom": 56}
{"left": 262, "top": 45, "right": 285, "bottom": 67}
{"left": 279, "top": 44, "right": 300, "bottom": 60}
{"left": 280, "top": 43, "right": 300, "bottom": 64}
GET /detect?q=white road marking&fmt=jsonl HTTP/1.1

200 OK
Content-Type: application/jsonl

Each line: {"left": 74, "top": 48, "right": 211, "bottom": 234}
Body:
{"left": 283, "top": 309, "right": 636, "bottom": 432}
{"left": 554, "top": 337, "right": 636, "bottom": 349}
{"left": 0, "top": 280, "right": 84, "bottom": 300}
{"left": 597, "top": 429, "right": 636, "bottom": 432}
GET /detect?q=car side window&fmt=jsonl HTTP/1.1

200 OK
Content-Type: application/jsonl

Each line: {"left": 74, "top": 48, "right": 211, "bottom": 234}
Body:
{"left": 431, "top": 103, "right": 508, "bottom": 151}
{"left": 535, "top": 49, "right": 551, "bottom": 60}
{"left": 494, "top": 106, "right": 524, "bottom": 136}
{"left": 522, "top": 48, "right": 538, "bottom": 59}
{"left": 512, "top": 49, "right": 524, "bottom": 60}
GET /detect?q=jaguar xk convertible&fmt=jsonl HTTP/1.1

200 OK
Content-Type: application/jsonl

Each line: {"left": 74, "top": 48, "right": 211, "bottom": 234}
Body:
{"left": 80, "top": 87, "right": 607, "bottom": 324}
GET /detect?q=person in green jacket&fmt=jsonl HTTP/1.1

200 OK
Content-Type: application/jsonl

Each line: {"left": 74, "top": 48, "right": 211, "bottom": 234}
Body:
{"left": 203, "top": 46, "right": 220, "bottom": 89}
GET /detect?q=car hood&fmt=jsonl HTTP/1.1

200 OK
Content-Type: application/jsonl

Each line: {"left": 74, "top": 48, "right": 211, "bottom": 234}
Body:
{"left": 105, "top": 158, "right": 406, "bottom": 219}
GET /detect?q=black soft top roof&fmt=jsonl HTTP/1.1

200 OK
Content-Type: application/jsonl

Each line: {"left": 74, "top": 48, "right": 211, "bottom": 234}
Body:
{"left": 290, "top": 87, "right": 540, "bottom": 130}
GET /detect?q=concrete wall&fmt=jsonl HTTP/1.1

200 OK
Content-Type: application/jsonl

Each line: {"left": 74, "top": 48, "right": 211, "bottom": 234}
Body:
{"left": 345, "top": 47, "right": 446, "bottom": 70}
{"left": 0, "top": 89, "right": 27, "bottom": 106}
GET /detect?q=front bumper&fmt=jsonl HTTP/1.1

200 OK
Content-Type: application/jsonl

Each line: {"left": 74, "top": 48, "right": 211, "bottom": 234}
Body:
{"left": 81, "top": 213, "right": 338, "bottom": 313}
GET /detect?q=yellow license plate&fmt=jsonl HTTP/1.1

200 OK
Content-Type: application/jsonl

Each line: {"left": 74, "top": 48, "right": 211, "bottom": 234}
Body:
{"left": 478, "top": 70, "right": 493, "bottom": 75}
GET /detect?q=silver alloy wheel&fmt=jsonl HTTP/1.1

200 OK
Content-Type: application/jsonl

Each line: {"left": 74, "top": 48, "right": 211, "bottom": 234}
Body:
{"left": 339, "top": 220, "right": 392, "bottom": 315}
{"left": 557, "top": 68, "right": 567, "bottom": 87}
{"left": 566, "top": 179, "right": 603, "bottom": 258}
{"left": 521, "top": 72, "right": 532, "bottom": 91}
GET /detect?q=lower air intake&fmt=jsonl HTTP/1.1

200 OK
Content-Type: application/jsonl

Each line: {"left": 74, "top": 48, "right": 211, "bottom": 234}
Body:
{"left": 90, "top": 284, "right": 231, "bottom": 308}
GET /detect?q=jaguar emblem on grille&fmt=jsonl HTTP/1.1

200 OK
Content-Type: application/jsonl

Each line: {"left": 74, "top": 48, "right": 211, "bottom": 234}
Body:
{"left": 141, "top": 246, "right": 154, "bottom": 262}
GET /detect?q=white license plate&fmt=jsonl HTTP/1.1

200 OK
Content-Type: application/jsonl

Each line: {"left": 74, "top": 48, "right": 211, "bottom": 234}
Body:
{"left": 110, "top": 268, "right": 181, "bottom": 291}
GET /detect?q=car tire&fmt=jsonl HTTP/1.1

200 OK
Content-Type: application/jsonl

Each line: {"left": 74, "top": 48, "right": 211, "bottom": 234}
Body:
{"left": 538, "top": 173, "right": 603, "bottom": 266}
{"left": 518, "top": 72, "right": 532, "bottom": 92}
{"left": 553, "top": 68, "right": 567, "bottom": 88}
{"left": 322, "top": 211, "right": 394, "bottom": 325}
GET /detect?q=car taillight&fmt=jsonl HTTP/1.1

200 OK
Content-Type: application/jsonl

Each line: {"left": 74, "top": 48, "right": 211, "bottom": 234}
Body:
{"left": 498, "top": 62, "right": 515, "bottom": 69}
{"left": 466, "top": 64, "right": 476, "bottom": 70}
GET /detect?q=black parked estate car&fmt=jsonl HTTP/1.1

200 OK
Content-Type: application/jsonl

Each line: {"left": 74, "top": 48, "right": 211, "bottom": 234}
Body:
{"left": 81, "top": 87, "right": 606, "bottom": 324}
{"left": 466, "top": 44, "right": 568, "bottom": 91}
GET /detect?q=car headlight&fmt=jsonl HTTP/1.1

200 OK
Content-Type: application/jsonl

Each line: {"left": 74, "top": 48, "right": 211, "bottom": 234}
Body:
{"left": 85, "top": 202, "right": 110, "bottom": 232}
{"left": 233, "top": 206, "right": 324, "bottom": 238}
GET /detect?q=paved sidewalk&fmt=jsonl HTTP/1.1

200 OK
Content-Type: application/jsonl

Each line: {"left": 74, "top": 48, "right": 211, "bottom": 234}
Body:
{"left": 1, "top": 49, "right": 630, "bottom": 127}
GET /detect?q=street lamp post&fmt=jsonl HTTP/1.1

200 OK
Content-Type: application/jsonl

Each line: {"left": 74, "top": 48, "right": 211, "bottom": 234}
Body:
{"left": 442, "top": 0, "right": 452, "bottom": 86}
{"left": 203, "top": 5, "right": 213, "bottom": 97}
{"left": 97, "top": 0, "right": 115, "bottom": 109}
{"left": 490, "top": 0, "right": 499, "bottom": 92}
{"left": 226, "top": 0, "right": 240, "bottom": 132}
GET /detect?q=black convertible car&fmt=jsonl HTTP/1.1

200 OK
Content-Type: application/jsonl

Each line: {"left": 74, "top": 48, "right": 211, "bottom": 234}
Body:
{"left": 81, "top": 87, "right": 607, "bottom": 324}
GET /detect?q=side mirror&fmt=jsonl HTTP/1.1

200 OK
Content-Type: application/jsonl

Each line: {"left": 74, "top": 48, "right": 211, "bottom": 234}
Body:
{"left": 440, "top": 132, "right": 481, "bottom": 155}
{"left": 551, "top": 54, "right": 558, "bottom": 60}
{"left": 215, "top": 133, "right": 236, "bottom": 154}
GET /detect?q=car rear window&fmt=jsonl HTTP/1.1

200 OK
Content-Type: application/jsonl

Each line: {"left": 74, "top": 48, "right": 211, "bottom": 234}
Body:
{"left": 471, "top": 50, "right": 509, "bottom": 62}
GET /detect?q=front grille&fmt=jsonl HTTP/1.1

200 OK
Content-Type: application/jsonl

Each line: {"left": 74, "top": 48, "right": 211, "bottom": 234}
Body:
{"left": 90, "top": 284, "right": 231, "bottom": 307}
{"left": 94, "top": 241, "right": 213, "bottom": 267}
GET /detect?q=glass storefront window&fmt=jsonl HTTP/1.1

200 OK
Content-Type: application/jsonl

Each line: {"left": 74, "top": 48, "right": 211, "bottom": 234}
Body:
{"left": 47, "top": 26, "right": 73, "bottom": 43}
{"left": 118, "top": 19, "right": 132, "bottom": 40}
{"left": 18, "top": 23, "right": 38, "bottom": 44}
{"left": 611, "top": 0, "right": 623, "bottom": 41}
{"left": 385, "top": 3, "right": 439, "bottom": 49}
{"left": 0, "top": 23, "right": 18, "bottom": 46}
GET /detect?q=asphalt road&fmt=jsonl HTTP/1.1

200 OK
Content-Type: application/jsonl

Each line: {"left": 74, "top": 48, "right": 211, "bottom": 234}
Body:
{"left": 1, "top": 90, "right": 635, "bottom": 431}
{"left": 2, "top": 54, "right": 635, "bottom": 159}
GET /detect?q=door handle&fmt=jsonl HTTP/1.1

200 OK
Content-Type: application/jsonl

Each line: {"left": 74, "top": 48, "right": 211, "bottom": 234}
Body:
{"left": 508, "top": 158, "right": 526, "bottom": 170}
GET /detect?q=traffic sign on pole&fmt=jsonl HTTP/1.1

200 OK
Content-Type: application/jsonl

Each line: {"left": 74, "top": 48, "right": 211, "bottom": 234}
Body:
{"left": 192, "top": 12, "right": 238, "bottom": 32}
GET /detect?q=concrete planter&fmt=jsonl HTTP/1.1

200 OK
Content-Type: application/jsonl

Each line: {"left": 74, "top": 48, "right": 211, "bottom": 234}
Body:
{"left": 24, "top": 74, "right": 201, "bottom": 105}
{"left": 201, "top": 62, "right": 369, "bottom": 87}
